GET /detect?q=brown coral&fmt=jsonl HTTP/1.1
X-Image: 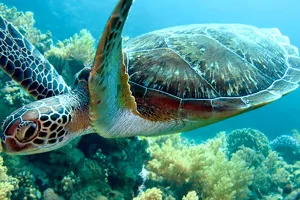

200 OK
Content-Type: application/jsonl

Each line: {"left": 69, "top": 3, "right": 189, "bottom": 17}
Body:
{"left": 134, "top": 188, "right": 163, "bottom": 200}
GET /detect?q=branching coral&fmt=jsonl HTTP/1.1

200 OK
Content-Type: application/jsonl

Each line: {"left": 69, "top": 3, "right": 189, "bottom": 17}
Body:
{"left": 64, "top": 135, "right": 150, "bottom": 199}
{"left": 45, "top": 29, "right": 95, "bottom": 84}
{"left": 182, "top": 191, "right": 198, "bottom": 200}
{"left": 233, "top": 147, "right": 265, "bottom": 168}
{"left": 134, "top": 188, "right": 199, "bottom": 200}
{"left": 3, "top": 128, "right": 300, "bottom": 200}
{"left": 145, "top": 132, "right": 300, "bottom": 199}
{"left": 1, "top": 80, "right": 33, "bottom": 105}
{"left": 291, "top": 162, "right": 300, "bottom": 189}
{"left": 0, "top": 80, "right": 32, "bottom": 123}
{"left": 134, "top": 187, "right": 163, "bottom": 200}
{"left": 43, "top": 188, "right": 64, "bottom": 200}
{"left": 47, "top": 29, "right": 95, "bottom": 65}
{"left": 12, "top": 171, "right": 41, "bottom": 200}
{"left": 75, "top": 153, "right": 111, "bottom": 198}
{"left": 0, "top": 153, "right": 18, "bottom": 200}
{"left": 233, "top": 147, "right": 292, "bottom": 198}
{"left": 69, "top": 185, "right": 104, "bottom": 200}
{"left": 270, "top": 135, "right": 300, "bottom": 164}
{"left": 59, "top": 171, "right": 80, "bottom": 193}
{"left": 146, "top": 133, "right": 253, "bottom": 200}
{"left": 4, "top": 134, "right": 150, "bottom": 200}
{"left": 227, "top": 128, "right": 270, "bottom": 157}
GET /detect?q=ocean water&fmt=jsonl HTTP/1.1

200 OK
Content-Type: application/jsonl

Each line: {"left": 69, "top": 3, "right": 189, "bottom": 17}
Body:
{"left": 3, "top": 0, "right": 299, "bottom": 140}
{"left": 1, "top": 0, "right": 300, "bottom": 199}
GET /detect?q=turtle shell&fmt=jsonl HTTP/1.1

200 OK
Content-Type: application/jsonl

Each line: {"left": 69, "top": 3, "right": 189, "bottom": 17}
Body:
{"left": 123, "top": 24, "right": 300, "bottom": 123}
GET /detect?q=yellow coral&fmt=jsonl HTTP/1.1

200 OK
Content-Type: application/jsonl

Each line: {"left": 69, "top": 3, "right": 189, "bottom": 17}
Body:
{"left": 0, "top": 146, "right": 18, "bottom": 200}
{"left": 134, "top": 188, "right": 163, "bottom": 200}
{"left": 182, "top": 191, "right": 198, "bottom": 200}
{"left": 45, "top": 29, "right": 95, "bottom": 66}
{"left": 0, "top": 81, "right": 33, "bottom": 123}
{"left": 147, "top": 133, "right": 253, "bottom": 200}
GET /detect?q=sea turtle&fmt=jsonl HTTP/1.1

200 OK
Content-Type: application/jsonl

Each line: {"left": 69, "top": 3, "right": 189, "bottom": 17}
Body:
{"left": 0, "top": 0, "right": 300, "bottom": 155}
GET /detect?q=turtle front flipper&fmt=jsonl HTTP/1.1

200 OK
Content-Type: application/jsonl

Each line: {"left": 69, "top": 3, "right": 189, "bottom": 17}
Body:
{"left": 89, "top": 0, "right": 141, "bottom": 137}
{"left": 0, "top": 16, "right": 70, "bottom": 99}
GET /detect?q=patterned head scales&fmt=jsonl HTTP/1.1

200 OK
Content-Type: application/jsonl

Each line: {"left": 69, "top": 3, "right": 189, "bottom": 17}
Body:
{"left": 1, "top": 96, "right": 73, "bottom": 155}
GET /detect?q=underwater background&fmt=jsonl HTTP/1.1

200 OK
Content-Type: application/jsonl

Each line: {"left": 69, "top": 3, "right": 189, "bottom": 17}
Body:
{"left": 2, "top": 0, "right": 300, "bottom": 140}
{"left": 0, "top": 0, "right": 300, "bottom": 199}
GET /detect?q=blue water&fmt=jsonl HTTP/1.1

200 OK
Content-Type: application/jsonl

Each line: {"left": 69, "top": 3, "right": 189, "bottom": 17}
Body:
{"left": 3, "top": 0, "right": 300, "bottom": 140}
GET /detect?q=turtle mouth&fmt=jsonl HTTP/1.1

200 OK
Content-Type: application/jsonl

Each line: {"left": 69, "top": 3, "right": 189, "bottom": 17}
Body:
{"left": 1, "top": 136, "right": 36, "bottom": 155}
{"left": 1, "top": 135, "right": 58, "bottom": 155}
{"left": 0, "top": 131, "right": 69, "bottom": 155}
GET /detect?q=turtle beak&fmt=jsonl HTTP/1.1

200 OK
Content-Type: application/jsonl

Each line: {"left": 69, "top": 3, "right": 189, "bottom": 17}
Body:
{"left": 0, "top": 117, "right": 37, "bottom": 155}
{"left": 1, "top": 137, "right": 33, "bottom": 155}
{"left": 0, "top": 118, "right": 35, "bottom": 155}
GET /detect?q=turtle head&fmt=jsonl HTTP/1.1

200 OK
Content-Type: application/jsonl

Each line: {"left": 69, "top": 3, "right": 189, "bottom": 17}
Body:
{"left": 1, "top": 92, "right": 90, "bottom": 155}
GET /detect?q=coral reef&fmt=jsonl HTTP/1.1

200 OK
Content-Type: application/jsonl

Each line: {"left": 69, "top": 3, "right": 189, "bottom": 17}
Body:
{"left": 0, "top": 81, "right": 33, "bottom": 123}
{"left": 134, "top": 188, "right": 163, "bottom": 200}
{"left": 270, "top": 135, "right": 300, "bottom": 164}
{"left": 284, "top": 189, "right": 300, "bottom": 200}
{"left": 146, "top": 133, "right": 253, "bottom": 199}
{"left": 142, "top": 131, "right": 300, "bottom": 200}
{"left": 0, "top": 147, "right": 18, "bottom": 200}
{"left": 45, "top": 29, "right": 95, "bottom": 66}
{"left": 43, "top": 188, "right": 64, "bottom": 200}
{"left": 134, "top": 188, "right": 199, "bottom": 200}
{"left": 229, "top": 132, "right": 300, "bottom": 199}
{"left": 11, "top": 171, "right": 41, "bottom": 200}
{"left": 58, "top": 171, "right": 80, "bottom": 194}
{"left": 45, "top": 30, "right": 95, "bottom": 85}
{"left": 2, "top": 125, "right": 300, "bottom": 200}
{"left": 236, "top": 148, "right": 291, "bottom": 198}
{"left": 227, "top": 128, "right": 270, "bottom": 157}
{"left": 3, "top": 134, "right": 150, "bottom": 200}
{"left": 1, "top": 2, "right": 300, "bottom": 200}
{"left": 182, "top": 191, "right": 198, "bottom": 200}
{"left": 76, "top": 135, "right": 150, "bottom": 199}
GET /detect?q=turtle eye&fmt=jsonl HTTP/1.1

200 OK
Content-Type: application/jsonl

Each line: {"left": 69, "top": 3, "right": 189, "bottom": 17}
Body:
{"left": 24, "top": 124, "right": 37, "bottom": 140}
{"left": 16, "top": 122, "right": 39, "bottom": 142}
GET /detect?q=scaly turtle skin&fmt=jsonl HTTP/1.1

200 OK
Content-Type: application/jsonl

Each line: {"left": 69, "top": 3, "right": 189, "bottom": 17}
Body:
{"left": 1, "top": 0, "right": 300, "bottom": 155}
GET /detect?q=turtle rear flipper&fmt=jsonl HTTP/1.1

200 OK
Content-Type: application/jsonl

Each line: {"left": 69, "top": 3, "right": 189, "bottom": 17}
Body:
{"left": 0, "top": 16, "right": 70, "bottom": 99}
{"left": 89, "top": 0, "right": 141, "bottom": 137}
